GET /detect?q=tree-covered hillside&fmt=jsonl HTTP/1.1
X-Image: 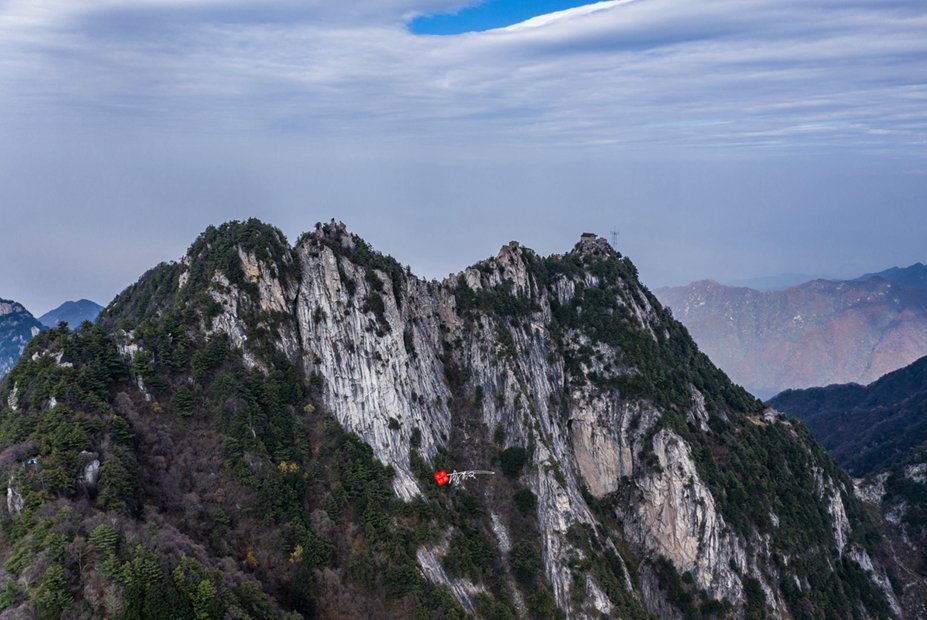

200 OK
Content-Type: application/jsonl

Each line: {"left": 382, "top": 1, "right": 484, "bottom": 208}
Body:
{"left": 0, "top": 220, "right": 908, "bottom": 618}
{"left": 769, "top": 355, "right": 927, "bottom": 477}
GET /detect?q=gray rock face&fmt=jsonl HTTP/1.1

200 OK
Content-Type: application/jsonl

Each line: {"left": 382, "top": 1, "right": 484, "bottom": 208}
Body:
{"left": 5, "top": 481, "right": 22, "bottom": 516}
{"left": 294, "top": 238, "right": 453, "bottom": 499}
{"left": 623, "top": 429, "right": 747, "bottom": 603}
{"left": 81, "top": 452, "right": 101, "bottom": 487}
{"left": 0, "top": 299, "right": 43, "bottom": 379}
{"left": 192, "top": 221, "right": 895, "bottom": 618}
{"left": 854, "top": 472, "right": 889, "bottom": 505}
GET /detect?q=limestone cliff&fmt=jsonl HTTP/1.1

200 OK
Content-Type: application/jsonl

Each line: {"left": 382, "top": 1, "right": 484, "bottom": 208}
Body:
{"left": 0, "top": 219, "right": 902, "bottom": 619}
{"left": 179, "top": 220, "right": 899, "bottom": 618}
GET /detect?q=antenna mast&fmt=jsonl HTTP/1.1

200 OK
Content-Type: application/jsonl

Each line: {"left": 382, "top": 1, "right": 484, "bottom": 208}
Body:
{"left": 609, "top": 228, "right": 619, "bottom": 248}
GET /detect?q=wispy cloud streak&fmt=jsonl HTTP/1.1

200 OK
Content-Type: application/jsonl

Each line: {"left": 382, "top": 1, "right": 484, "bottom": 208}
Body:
{"left": 0, "top": 0, "right": 924, "bottom": 150}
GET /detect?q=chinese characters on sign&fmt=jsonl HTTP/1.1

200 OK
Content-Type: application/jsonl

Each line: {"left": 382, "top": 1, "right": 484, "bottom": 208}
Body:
{"left": 433, "top": 469, "right": 494, "bottom": 487}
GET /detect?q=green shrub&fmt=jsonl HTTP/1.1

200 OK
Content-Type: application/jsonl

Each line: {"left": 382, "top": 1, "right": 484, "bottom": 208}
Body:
{"left": 34, "top": 564, "right": 72, "bottom": 620}
{"left": 493, "top": 424, "right": 506, "bottom": 445}
{"left": 500, "top": 447, "right": 529, "bottom": 478}
{"left": 509, "top": 541, "right": 542, "bottom": 584}
{"left": 348, "top": 552, "right": 378, "bottom": 589}
{"left": 474, "top": 385, "right": 485, "bottom": 407}
{"left": 0, "top": 581, "right": 16, "bottom": 611}
{"left": 191, "top": 335, "right": 229, "bottom": 380}
{"left": 384, "top": 564, "right": 421, "bottom": 598}
{"left": 443, "top": 526, "right": 496, "bottom": 582}
{"left": 513, "top": 489, "right": 537, "bottom": 515}
{"left": 475, "top": 593, "right": 516, "bottom": 620}
{"left": 173, "top": 384, "right": 195, "bottom": 416}
{"left": 403, "top": 328, "right": 415, "bottom": 355}
{"left": 743, "top": 576, "right": 767, "bottom": 620}
{"left": 526, "top": 584, "right": 563, "bottom": 620}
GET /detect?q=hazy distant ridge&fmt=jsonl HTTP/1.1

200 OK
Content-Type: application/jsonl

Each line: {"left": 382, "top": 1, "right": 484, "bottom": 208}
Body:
{"left": 656, "top": 264, "right": 927, "bottom": 398}
{"left": 855, "top": 262, "right": 927, "bottom": 289}
{"left": 38, "top": 299, "right": 103, "bottom": 328}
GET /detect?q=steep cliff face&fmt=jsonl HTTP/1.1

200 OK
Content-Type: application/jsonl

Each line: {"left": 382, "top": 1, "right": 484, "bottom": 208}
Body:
{"left": 0, "top": 220, "right": 903, "bottom": 619}
{"left": 854, "top": 448, "right": 927, "bottom": 619}
{"left": 293, "top": 234, "right": 451, "bottom": 500}
{"left": 277, "top": 221, "right": 899, "bottom": 617}
{"left": 0, "top": 299, "right": 42, "bottom": 379}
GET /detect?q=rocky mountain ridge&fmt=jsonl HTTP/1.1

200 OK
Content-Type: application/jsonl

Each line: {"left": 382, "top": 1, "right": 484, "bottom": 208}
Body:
{"left": 0, "top": 219, "right": 909, "bottom": 618}
{"left": 0, "top": 298, "right": 42, "bottom": 379}
{"left": 0, "top": 298, "right": 103, "bottom": 382}
{"left": 856, "top": 263, "right": 927, "bottom": 290}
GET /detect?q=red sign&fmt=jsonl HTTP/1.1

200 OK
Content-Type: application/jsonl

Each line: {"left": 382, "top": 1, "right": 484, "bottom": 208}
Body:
{"left": 434, "top": 470, "right": 450, "bottom": 486}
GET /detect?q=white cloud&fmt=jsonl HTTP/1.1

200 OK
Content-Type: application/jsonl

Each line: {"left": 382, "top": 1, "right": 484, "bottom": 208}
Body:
{"left": 496, "top": 0, "right": 633, "bottom": 33}
{"left": 1, "top": 0, "right": 926, "bottom": 323}
{"left": 0, "top": 0, "right": 924, "bottom": 150}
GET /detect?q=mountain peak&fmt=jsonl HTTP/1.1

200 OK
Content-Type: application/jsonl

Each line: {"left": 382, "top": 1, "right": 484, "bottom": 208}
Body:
{"left": 0, "top": 298, "right": 29, "bottom": 317}
{"left": 38, "top": 299, "right": 103, "bottom": 328}
{"left": 691, "top": 278, "right": 725, "bottom": 288}
{"left": 571, "top": 231, "right": 616, "bottom": 257}
{"left": 307, "top": 218, "right": 354, "bottom": 250}
{"left": 0, "top": 219, "right": 906, "bottom": 619}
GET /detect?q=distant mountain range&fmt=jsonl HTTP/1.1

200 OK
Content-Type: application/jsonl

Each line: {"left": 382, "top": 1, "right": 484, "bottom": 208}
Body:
{"left": 768, "top": 354, "right": 927, "bottom": 477}
{"left": 655, "top": 263, "right": 927, "bottom": 398}
{"left": 724, "top": 272, "right": 835, "bottom": 292}
{"left": 0, "top": 299, "right": 43, "bottom": 378}
{"left": 855, "top": 262, "right": 927, "bottom": 289}
{"left": 38, "top": 298, "right": 103, "bottom": 328}
{"left": 0, "top": 298, "right": 103, "bottom": 379}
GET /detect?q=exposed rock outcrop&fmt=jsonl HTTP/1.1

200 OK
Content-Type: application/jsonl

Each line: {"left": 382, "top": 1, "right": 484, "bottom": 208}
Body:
{"left": 12, "top": 218, "right": 895, "bottom": 619}
{"left": 193, "top": 220, "right": 893, "bottom": 618}
{"left": 0, "top": 299, "right": 43, "bottom": 379}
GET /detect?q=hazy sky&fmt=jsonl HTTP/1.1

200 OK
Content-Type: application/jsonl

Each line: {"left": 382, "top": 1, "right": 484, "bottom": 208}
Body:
{"left": 1, "top": 0, "right": 925, "bottom": 314}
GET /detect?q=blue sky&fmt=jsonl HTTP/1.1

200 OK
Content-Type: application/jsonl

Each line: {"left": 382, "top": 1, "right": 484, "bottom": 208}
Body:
{"left": 0, "top": 0, "right": 925, "bottom": 313}
{"left": 411, "top": 0, "right": 600, "bottom": 34}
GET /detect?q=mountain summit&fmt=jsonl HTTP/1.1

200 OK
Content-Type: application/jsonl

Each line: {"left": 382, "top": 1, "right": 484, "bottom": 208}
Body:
{"left": 0, "top": 220, "right": 909, "bottom": 618}
{"left": 38, "top": 299, "right": 103, "bottom": 328}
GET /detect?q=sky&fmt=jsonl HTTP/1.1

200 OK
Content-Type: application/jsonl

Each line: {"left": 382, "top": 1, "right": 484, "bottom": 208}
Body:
{"left": 411, "top": 0, "right": 600, "bottom": 34}
{"left": 0, "top": 0, "right": 925, "bottom": 315}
